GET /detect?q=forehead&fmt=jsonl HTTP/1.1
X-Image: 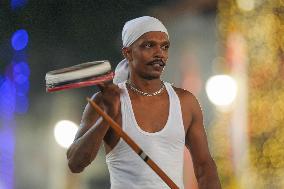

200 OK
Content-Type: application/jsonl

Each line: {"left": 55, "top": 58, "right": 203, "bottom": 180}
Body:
{"left": 134, "top": 31, "right": 169, "bottom": 44}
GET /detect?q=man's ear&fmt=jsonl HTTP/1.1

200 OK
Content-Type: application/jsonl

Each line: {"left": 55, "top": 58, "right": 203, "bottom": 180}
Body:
{"left": 122, "top": 47, "right": 133, "bottom": 61}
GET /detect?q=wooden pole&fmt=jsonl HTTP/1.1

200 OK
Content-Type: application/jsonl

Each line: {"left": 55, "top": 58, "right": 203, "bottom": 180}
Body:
{"left": 87, "top": 98, "right": 179, "bottom": 189}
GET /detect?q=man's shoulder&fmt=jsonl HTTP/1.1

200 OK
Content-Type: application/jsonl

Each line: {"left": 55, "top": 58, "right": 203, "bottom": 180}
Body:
{"left": 171, "top": 86, "right": 200, "bottom": 107}
{"left": 172, "top": 86, "right": 194, "bottom": 99}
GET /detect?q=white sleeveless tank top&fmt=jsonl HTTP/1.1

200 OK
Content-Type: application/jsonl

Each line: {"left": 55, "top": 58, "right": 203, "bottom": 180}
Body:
{"left": 106, "top": 82, "right": 185, "bottom": 189}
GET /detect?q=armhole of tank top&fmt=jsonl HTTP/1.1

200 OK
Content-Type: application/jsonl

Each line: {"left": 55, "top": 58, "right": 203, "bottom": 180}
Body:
{"left": 165, "top": 82, "right": 186, "bottom": 137}
{"left": 176, "top": 89, "right": 186, "bottom": 138}
{"left": 106, "top": 82, "right": 125, "bottom": 160}
{"left": 105, "top": 137, "right": 123, "bottom": 160}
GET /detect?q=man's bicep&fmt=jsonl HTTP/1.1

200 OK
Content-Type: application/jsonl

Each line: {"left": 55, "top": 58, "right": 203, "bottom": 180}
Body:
{"left": 185, "top": 99, "right": 211, "bottom": 165}
{"left": 74, "top": 92, "right": 102, "bottom": 140}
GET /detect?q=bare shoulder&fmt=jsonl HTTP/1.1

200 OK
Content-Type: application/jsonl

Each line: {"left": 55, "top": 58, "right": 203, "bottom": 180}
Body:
{"left": 172, "top": 86, "right": 203, "bottom": 131}
{"left": 172, "top": 86, "right": 201, "bottom": 109}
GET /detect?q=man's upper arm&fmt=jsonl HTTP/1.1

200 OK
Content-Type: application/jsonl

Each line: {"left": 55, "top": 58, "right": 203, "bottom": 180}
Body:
{"left": 184, "top": 93, "right": 212, "bottom": 165}
{"left": 74, "top": 92, "right": 103, "bottom": 140}
{"left": 177, "top": 89, "right": 221, "bottom": 188}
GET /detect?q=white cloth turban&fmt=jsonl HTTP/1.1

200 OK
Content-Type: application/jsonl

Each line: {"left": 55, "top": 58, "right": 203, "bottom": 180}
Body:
{"left": 113, "top": 16, "right": 169, "bottom": 84}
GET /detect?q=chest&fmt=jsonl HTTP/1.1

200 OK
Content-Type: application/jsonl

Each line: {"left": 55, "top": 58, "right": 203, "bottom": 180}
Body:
{"left": 130, "top": 93, "right": 169, "bottom": 133}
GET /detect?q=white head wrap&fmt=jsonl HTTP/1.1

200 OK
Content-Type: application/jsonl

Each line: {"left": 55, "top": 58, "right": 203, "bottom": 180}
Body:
{"left": 113, "top": 16, "right": 169, "bottom": 84}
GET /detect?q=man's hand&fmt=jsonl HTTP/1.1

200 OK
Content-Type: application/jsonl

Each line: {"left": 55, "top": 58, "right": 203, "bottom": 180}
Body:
{"left": 97, "top": 82, "right": 121, "bottom": 118}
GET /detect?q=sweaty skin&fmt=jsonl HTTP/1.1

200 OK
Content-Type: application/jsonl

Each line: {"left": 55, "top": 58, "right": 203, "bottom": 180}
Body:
{"left": 67, "top": 31, "right": 221, "bottom": 189}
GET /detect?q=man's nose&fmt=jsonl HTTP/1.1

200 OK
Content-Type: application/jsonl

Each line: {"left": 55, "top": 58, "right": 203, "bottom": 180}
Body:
{"left": 153, "top": 46, "right": 166, "bottom": 59}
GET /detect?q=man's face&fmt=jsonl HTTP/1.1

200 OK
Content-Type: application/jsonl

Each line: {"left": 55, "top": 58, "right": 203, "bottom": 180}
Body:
{"left": 124, "top": 31, "right": 170, "bottom": 80}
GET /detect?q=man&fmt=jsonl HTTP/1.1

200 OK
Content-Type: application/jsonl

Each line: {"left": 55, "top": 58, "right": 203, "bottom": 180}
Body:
{"left": 67, "top": 16, "right": 221, "bottom": 189}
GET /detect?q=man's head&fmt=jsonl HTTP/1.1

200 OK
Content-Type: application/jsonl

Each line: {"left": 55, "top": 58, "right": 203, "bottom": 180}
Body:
{"left": 113, "top": 16, "right": 169, "bottom": 84}
{"left": 121, "top": 16, "right": 169, "bottom": 47}
{"left": 123, "top": 31, "right": 170, "bottom": 80}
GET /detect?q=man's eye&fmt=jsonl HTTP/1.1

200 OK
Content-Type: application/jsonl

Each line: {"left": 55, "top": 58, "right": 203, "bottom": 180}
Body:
{"left": 144, "top": 43, "right": 152, "bottom": 48}
{"left": 162, "top": 45, "right": 169, "bottom": 50}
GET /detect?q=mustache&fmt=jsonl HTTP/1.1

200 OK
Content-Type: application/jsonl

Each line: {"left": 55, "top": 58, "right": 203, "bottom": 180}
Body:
{"left": 147, "top": 59, "right": 166, "bottom": 66}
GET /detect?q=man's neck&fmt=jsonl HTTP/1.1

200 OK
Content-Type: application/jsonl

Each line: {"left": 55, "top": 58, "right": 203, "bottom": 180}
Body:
{"left": 128, "top": 77, "right": 163, "bottom": 93}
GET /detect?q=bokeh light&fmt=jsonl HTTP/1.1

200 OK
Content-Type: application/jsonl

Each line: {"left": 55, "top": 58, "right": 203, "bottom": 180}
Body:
{"left": 0, "top": 75, "right": 4, "bottom": 86}
{"left": 205, "top": 75, "right": 238, "bottom": 106}
{"left": 15, "top": 95, "right": 29, "bottom": 114}
{"left": 215, "top": 0, "right": 284, "bottom": 188}
{"left": 10, "top": 0, "right": 27, "bottom": 10}
{"left": 236, "top": 0, "right": 255, "bottom": 11}
{"left": 11, "top": 29, "right": 29, "bottom": 51}
{"left": 0, "top": 180, "right": 4, "bottom": 189}
{"left": 13, "top": 62, "right": 30, "bottom": 96}
{"left": 0, "top": 123, "right": 15, "bottom": 189}
{"left": 13, "top": 62, "right": 30, "bottom": 83}
{"left": 54, "top": 120, "right": 79, "bottom": 149}
{"left": 0, "top": 78, "right": 16, "bottom": 118}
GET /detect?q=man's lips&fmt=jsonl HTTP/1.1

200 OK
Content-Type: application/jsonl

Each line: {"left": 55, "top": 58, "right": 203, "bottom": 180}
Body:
{"left": 147, "top": 60, "right": 166, "bottom": 67}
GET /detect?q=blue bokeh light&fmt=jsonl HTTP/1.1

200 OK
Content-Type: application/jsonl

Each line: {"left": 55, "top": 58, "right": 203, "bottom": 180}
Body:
{"left": 10, "top": 0, "right": 27, "bottom": 10}
{"left": 13, "top": 62, "right": 30, "bottom": 92}
{"left": 11, "top": 29, "right": 29, "bottom": 51}
{"left": 3, "top": 6, "right": 29, "bottom": 188}
{"left": 0, "top": 75, "right": 4, "bottom": 86}
{"left": 14, "top": 74, "right": 29, "bottom": 85}
{"left": 15, "top": 80, "right": 29, "bottom": 95}
{"left": 0, "top": 78, "right": 16, "bottom": 119}
{"left": 13, "top": 62, "right": 30, "bottom": 77}
{"left": 15, "top": 94, "right": 29, "bottom": 114}
{"left": 0, "top": 122, "right": 15, "bottom": 189}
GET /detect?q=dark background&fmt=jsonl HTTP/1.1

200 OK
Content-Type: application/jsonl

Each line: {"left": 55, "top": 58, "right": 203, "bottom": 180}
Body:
{"left": 1, "top": 0, "right": 179, "bottom": 130}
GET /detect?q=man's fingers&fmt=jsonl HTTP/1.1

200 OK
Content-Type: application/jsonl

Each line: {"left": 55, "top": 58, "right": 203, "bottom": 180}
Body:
{"left": 97, "top": 83, "right": 105, "bottom": 92}
{"left": 98, "top": 82, "right": 121, "bottom": 93}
